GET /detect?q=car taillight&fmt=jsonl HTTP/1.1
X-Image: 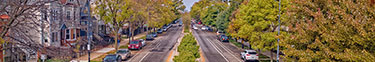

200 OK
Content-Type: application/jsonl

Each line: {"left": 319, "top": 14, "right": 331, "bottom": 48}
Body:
{"left": 128, "top": 45, "right": 130, "bottom": 47}
{"left": 136, "top": 45, "right": 139, "bottom": 47}
{"left": 246, "top": 54, "right": 251, "bottom": 56}
{"left": 256, "top": 54, "right": 259, "bottom": 56}
{"left": 222, "top": 38, "right": 225, "bottom": 40}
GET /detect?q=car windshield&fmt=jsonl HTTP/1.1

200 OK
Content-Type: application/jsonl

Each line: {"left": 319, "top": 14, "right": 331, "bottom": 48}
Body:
{"left": 104, "top": 55, "right": 116, "bottom": 61}
{"left": 130, "top": 41, "right": 139, "bottom": 44}
{"left": 247, "top": 52, "right": 257, "bottom": 54}
{"left": 117, "top": 50, "right": 128, "bottom": 54}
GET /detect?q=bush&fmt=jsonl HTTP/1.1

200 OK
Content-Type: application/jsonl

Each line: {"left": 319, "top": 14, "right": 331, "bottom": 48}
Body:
{"left": 184, "top": 25, "right": 190, "bottom": 33}
{"left": 173, "top": 33, "right": 200, "bottom": 62}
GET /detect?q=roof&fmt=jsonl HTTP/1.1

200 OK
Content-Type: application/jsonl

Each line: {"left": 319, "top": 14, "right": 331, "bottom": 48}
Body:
{"left": 60, "top": 0, "right": 67, "bottom": 4}
{"left": 60, "top": 24, "right": 67, "bottom": 29}
{"left": 245, "top": 50, "right": 256, "bottom": 52}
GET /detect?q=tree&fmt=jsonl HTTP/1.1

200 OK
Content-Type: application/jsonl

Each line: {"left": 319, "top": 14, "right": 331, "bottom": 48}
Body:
{"left": 216, "top": 0, "right": 243, "bottom": 31}
{"left": 228, "top": 0, "right": 288, "bottom": 61}
{"left": 190, "top": 0, "right": 210, "bottom": 20}
{"left": 281, "top": 0, "right": 375, "bottom": 61}
{"left": 94, "top": 0, "right": 134, "bottom": 51}
{"left": 0, "top": 0, "right": 77, "bottom": 61}
{"left": 200, "top": 1, "right": 227, "bottom": 27}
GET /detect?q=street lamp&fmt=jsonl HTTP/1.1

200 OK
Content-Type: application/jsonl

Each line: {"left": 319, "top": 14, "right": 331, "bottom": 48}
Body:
{"left": 86, "top": 0, "right": 93, "bottom": 62}
{"left": 277, "top": 0, "right": 281, "bottom": 62}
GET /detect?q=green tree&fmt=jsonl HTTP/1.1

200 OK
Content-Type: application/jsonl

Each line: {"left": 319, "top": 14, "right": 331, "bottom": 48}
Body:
{"left": 94, "top": 0, "right": 134, "bottom": 51}
{"left": 216, "top": 0, "right": 243, "bottom": 31}
{"left": 199, "top": 1, "right": 227, "bottom": 27}
{"left": 228, "top": 0, "right": 288, "bottom": 61}
{"left": 281, "top": 0, "right": 375, "bottom": 61}
{"left": 190, "top": 0, "right": 210, "bottom": 20}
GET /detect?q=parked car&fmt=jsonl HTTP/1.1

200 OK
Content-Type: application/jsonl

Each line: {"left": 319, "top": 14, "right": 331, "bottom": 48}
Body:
{"left": 128, "top": 40, "right": 144, "bottom": 50}
{"left": 140, "top": 39, "right": 146, "bottom": 46}
{"left": 168, "top": 24, "right": 172, "bottom": 28}
{"left": 193, "top": 25, "right": 198, "bottom": 30}
{"left": 116, "top": 49, "right": 131, "bottom": 60}
{"left": 241, "top": 50, "right": 259, "bottom": 62}
{"left": 163, "top": 26, "right": 168, "bottom": 32}
{"left": 157, "top": 29, "right": 163, "bottom": 34}
{"left": 179, "top": 21, "right": 183, "bottom": 26}
{"left": 201, "top": 26, "right": 208, "bottom": 30}
{"left": 151, "top": 32, "right": 158, "bottom": 37}
{"left": 103, "top": 54, "right": 122, "bottom": 62}
{"left": 207, "top": 26, "right": 213, "bottom": 32}
{"left": 216, "top": 30, "right": 224, "bottom": 35}
{"left": 146, "top": 34, "right": 154, "bottom": 40}
{"left": 217, "top": 34, "right": 229, "bottom": 42}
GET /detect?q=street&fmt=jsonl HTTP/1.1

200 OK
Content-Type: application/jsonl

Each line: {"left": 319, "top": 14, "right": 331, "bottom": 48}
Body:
{"left": 127, "top": 24, "right": 183, "bottom": 62}
{"left": 192, "top": 27, "right": 243, "bottom": 62}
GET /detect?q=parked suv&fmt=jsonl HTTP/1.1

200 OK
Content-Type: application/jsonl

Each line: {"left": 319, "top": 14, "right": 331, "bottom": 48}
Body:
{"left": 128, "top": 40, "right": 145, "bottom": 50}
{"left": 116, "top": 49, "right": 131, "bottom": 61}
{"left": 241, "top": 50, "right": 259, "bottom": 62}
{"left": 103, "top": 54, "right": 122, "bottom": 62}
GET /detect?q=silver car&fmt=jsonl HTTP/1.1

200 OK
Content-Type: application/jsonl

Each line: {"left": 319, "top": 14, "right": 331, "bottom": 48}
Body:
{"left": 116, "top": 49, "right": 131, "bottom": 60}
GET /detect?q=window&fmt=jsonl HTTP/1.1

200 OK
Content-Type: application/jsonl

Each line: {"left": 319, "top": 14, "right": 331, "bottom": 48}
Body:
{"left": 67, "top": 11, "right": 71, "bottom": 20}
{"left": 52, "top": 33, "right": 55, "bottom": 42}
{"left": 72, "top": 29, "right": 76, "bottom": 39}
{"left": 66, "top": 29, "right": 70, "bottom": 39}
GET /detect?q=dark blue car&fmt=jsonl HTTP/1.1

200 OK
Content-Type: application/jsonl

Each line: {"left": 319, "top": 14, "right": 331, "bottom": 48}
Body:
{"left": 103, "top": 54, "right": 122, "bottom": 62}
{"left": 218, "top": 34, "right": 229, "bottom": 42}
{"left": 157, "top": 29, "right": 163, "bottom": 34}
{"left": 151, "top": 32, "right": 158, "bottom": 37}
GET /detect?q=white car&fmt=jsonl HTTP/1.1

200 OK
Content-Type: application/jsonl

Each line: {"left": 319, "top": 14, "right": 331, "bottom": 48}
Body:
{"left": 201, "top": 26, "right": 208, "bottom": 30}
{"left": 140, "top": 39, "right": 146, "bottom": 47}
{"left": 193, "top": 25, "right": 198, "bottom": 30}
{"left": 241, "top": 50, "right": 259, "bottom": 61}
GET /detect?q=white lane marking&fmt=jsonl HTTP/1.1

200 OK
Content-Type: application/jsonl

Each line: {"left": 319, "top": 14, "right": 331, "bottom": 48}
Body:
{"left": 206, "top": 39, "right": 229, "bottom": 62}
{"left": 213, "top": 38, "right": 243, "bottom": 62}
{"left": 139, "top": 52, "right": 150, "bottom": 62}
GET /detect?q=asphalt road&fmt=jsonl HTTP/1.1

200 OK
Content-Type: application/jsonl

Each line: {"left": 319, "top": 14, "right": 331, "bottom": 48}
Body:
{"left": 127, "top": 24, "right": 183, "bottom": 62}
{"left": 192, "top": 27, "right": 243, "bottom": 62}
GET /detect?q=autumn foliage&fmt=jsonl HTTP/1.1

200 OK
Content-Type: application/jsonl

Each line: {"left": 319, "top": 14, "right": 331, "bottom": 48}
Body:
{"left": 281, "top": 0, "right": 375, "bottom": 61}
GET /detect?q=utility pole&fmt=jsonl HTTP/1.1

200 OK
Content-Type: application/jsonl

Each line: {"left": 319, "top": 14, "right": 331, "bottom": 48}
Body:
{"left": 86, "top": 0, "right": 92, "bottom": 62}
{"left": 277, "top": 0, "right": 281, "bottom": 62}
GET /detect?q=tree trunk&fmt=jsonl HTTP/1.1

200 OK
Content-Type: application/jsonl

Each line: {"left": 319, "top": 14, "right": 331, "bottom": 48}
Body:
{"left": 114, "top": 32, "right": 118, "bottom": 51}
{"left": 129, "top": 22, "right": 132, "bottom": 45}
{"left": 270, "top": 49, "right": 273, "bottom": 62}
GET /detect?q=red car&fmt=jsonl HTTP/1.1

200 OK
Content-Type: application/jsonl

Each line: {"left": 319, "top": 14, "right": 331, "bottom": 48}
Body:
{"left": 128, "top": 40, "right": 144, "bottom": 50}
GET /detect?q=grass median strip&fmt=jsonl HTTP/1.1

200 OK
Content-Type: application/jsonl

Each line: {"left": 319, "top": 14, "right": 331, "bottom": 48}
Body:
{"left": 173, "top": 33, "right": 200, "bottom": 62}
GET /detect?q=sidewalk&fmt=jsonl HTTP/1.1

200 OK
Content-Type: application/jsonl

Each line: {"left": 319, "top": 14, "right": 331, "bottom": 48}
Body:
{"left": 71, "top": 32, "right": 147, "bottom": 62}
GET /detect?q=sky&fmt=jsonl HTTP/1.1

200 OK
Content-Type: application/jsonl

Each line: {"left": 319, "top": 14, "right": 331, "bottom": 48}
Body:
{"left": 182, "top": 0, "right": 200, "bottom": 11}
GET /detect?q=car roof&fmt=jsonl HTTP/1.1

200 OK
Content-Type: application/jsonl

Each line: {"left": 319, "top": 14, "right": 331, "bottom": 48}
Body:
{"left": 245, "top": 50, "right": 256, "bottom": 52}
